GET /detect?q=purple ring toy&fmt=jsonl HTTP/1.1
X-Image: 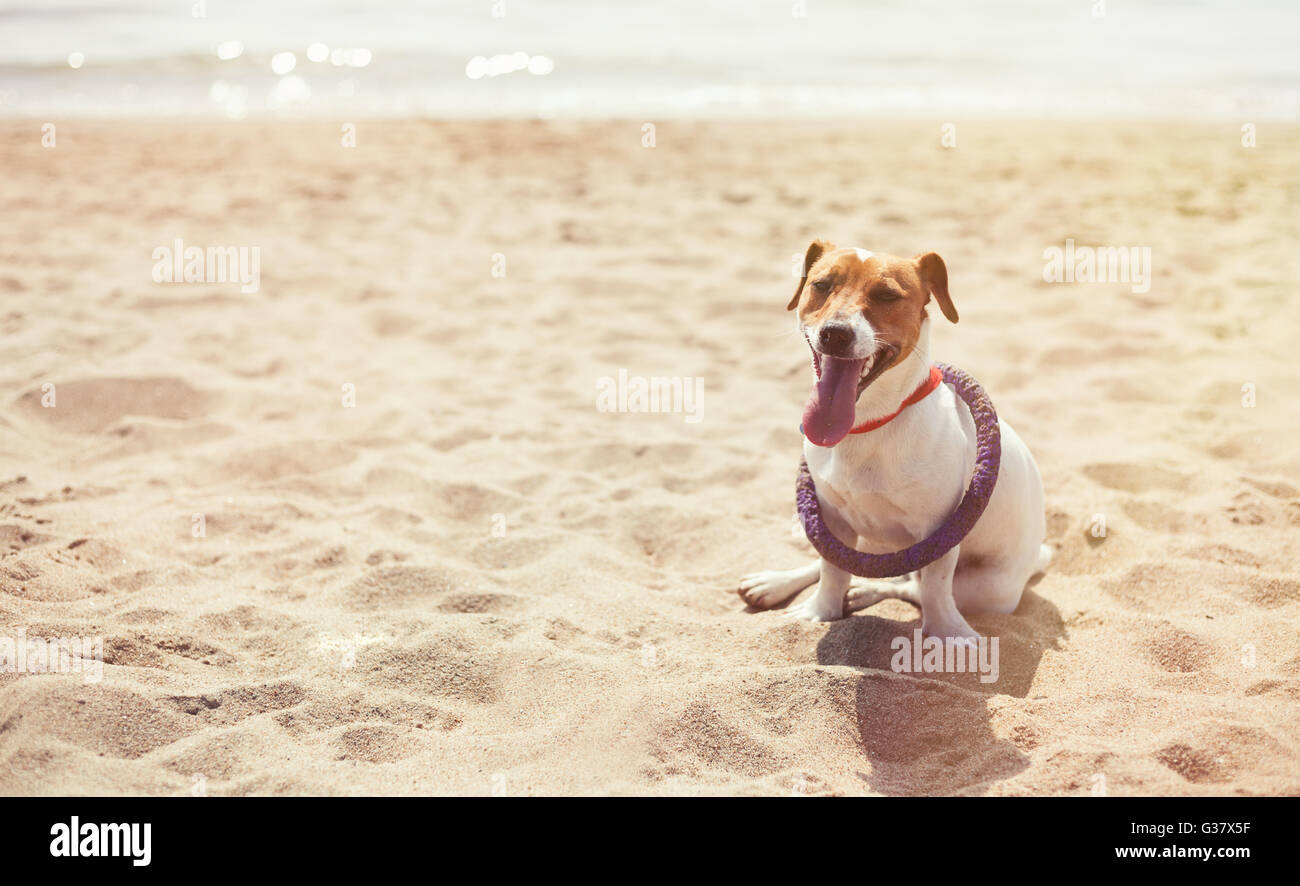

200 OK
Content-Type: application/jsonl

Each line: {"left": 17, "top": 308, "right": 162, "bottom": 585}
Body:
{"left": 796, "top": 363, "right": 1001, "bottom": 578}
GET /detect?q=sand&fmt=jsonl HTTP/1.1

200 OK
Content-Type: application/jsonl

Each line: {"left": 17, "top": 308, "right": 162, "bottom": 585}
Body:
{"left": 0, "top": 119, "right": 1297, "bottom": 796}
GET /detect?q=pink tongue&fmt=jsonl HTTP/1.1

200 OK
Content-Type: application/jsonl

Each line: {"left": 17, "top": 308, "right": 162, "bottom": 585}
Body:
{"left": 802, "top": 356, "right": 866, "bottom": 447}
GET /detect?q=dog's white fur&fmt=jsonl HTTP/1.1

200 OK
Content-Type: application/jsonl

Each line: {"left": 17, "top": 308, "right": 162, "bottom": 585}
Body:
{"left": 740, "top": 312, "right": 1049, "bottom": 642}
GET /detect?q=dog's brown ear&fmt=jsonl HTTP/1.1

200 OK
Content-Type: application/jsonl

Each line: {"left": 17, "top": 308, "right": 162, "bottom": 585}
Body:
{"left": 788, "top": 239, "right": 833, "bottom": 310}
{"left": 915, "top": 252, "right": 958, "bottom": 323}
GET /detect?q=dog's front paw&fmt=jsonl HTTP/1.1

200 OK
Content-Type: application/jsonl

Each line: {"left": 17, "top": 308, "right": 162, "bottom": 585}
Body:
{"left": 784, "top": 596, "right": 844, "bottom": 623}
{"left": 921, "top": 617, "right": 982, "bottom": 645}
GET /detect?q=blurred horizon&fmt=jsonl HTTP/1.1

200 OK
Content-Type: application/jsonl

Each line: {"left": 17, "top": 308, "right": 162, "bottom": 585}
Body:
{"left": 1, "top": 0, "right": 1297, "bottom": 119}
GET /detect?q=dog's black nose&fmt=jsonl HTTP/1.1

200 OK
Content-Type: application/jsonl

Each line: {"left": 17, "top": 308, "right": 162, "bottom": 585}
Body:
{"left": 818, "top": 324, "right": 854, "bottom": 356}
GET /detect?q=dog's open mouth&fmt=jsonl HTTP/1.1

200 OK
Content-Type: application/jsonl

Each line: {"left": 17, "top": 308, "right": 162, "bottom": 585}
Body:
{"left": 802, "top": 342, "right": 897, "bottom": 447}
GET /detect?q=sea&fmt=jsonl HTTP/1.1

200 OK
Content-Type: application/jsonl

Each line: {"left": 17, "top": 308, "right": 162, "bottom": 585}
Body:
{"left": 0, "top": 0, "right": 1296, "bottom": 118}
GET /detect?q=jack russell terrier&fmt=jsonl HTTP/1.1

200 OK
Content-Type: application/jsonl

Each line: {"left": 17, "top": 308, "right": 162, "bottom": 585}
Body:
{"left": 740, "top": 241, "right": 1050, "bottom": 642}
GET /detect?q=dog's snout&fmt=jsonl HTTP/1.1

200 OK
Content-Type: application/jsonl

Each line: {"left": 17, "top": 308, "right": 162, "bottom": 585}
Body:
{"left": 817, "top": 324, "right": 854, "bottom": 357}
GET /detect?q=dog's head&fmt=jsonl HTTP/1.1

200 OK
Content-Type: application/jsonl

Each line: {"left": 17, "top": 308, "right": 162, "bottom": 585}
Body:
{"left": 788, "top": 240, "right": 958, "bottom": 446}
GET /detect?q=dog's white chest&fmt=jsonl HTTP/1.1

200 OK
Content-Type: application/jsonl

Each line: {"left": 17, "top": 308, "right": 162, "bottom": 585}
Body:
{"left": 803, "top": 396, "right": 973, "bottom": 550}
{"left": 816, "top": 477, "right": 919, "bottom": 549}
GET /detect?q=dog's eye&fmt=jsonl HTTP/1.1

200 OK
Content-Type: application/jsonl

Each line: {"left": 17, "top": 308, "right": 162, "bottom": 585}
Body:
{"left": 811, "top": 278, "right": 832, "bottom": 293}
{"left": 872, "top": 289, "right": 903, "bottom": 302}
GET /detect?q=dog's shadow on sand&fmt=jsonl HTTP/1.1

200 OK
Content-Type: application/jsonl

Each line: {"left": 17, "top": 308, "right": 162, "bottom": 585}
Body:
{"left": 814, "top": 575, "right": 1066, "bottom": 795}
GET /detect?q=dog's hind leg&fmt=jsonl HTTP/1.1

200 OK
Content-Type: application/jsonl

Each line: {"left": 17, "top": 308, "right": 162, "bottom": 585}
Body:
{"left": 1033, "top": 543, "right": 1052, "bottom": 575}
{"left": 951, "top": 561, "right": 1028, "bottom": 615}
{"left": 739, "top": 560, "right": 820, "bottom": 609}
{"left": 845, "top": 574, "right": 921, "bottom": 613}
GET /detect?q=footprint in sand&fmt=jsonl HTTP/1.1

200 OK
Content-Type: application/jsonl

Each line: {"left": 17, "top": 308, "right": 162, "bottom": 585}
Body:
{"left": 1082, "top": 462, "right": 1190, "bottom": 494}
{"left": 335, "top": 725, "right": 422, "bottom": 764}
{"left": 15, "top": 376, "right": 217, "bottom": 434}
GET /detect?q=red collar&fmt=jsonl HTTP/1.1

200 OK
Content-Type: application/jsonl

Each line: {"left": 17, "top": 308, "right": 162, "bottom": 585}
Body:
{"left": 846, "top": 365, "right": 943, "bottom": 434}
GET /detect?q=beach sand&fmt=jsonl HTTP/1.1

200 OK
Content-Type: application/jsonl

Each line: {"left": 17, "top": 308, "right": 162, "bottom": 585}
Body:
{"left": 1, "top": 119, "right": 1297, "bottom": 795}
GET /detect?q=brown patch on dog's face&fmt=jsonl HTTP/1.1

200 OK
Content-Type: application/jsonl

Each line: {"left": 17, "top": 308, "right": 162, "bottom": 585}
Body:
{"left": 789, "top": 241, "right": 957, "bottom": 378}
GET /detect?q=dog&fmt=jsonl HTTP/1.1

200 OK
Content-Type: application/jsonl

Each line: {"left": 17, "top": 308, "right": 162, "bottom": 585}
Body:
{"left": 739, "top": 241, "right": 1049, "bottom": 642}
